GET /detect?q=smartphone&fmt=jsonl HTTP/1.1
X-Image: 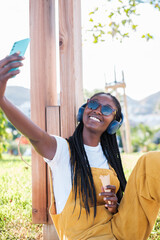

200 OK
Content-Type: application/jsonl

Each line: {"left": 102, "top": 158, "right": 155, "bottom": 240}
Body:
{"left": 9, "top": 38, "right": 30, "bottom": 72}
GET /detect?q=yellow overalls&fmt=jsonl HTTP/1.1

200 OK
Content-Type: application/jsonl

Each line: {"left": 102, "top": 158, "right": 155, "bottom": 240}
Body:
{"left": 49, "top": 151, "right": 160, "bottom": 240}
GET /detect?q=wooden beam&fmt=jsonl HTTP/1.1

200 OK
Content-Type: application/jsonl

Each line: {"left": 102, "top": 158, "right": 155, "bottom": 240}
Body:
{"left": 46, "top": 106, "right": 60, "bottom": 224}
{"left": 29, "top": 0, "right": 57, "bottom": 223}
{"left": 114, "top": 91, "right": 127, "bottom": 153}
{"left": 43, "top": 224, "right": 59, "bottom": 240}
{"left": 44, "top": 106, "right": 60, "bottom": 239}
{"left": 59, "top": 0, "right": 83, "bottom": 138}
{"left": 105, "top": 82, "right": 126, "bottom": 91}
{"left": 123, "top": 88, "right": 132, "bottom": 153}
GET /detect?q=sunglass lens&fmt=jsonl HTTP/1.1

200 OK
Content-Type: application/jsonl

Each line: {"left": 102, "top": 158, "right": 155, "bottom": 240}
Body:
{"left": 102, "top": 105, "right": 113, "bottom": 116}
{"left": 88, "top": 100, "right": 99, "bottom": 110}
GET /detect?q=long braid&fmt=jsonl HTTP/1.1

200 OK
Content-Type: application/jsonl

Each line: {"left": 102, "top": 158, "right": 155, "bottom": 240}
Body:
{"left": 67, "top": 122, "right": 97, "bottom": 217}
{"left": 100, "top": 92, "right": 127, "bottom": 200}
{"left": 101, "top": 132, "right": 126, "bottom": 200}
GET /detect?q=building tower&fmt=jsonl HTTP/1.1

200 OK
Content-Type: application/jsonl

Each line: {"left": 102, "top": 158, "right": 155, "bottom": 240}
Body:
{"left": 105, "top": 70, "right": 132, "bottom": 153}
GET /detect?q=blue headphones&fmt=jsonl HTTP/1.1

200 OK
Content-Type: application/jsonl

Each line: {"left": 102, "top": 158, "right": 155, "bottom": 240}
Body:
{"left": 77, "top": 103, "right": 123, "bottom": 135}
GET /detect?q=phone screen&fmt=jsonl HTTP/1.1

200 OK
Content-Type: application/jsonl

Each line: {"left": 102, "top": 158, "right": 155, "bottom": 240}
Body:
{"left": 9, "top": 38, "right": 30, "bottom": 56}
{"left": 9, "top": 38, "right": 30, "bottom": 73}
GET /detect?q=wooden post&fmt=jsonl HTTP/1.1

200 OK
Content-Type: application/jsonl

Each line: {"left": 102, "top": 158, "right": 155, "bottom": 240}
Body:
{"left": 123, "top": 87, "right": 132, "bottom": 153}
{"left": 43, "top": 106, "right": 60, "bottom": 240}
{"left": 115, "top": 90, "right": 127, "bottom": 153}
{"left": 30, "top": 0, "right": 57, "bottom": 223}
{"left": 59, "top": 0, "right": 83, "bottom": 138}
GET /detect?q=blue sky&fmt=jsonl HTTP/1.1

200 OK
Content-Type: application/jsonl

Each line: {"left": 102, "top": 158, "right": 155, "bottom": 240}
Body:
{"left": 0, "top": 0, "right": 160, "bottom": 100}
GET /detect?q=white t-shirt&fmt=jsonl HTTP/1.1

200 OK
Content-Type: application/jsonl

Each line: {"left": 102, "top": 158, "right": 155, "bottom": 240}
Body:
{"left": 44, "top": 135, "right": 109, "bottom": 214}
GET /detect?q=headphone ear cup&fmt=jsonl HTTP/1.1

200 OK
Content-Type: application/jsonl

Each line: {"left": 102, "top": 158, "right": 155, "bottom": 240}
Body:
{"left": 77, "top": 103, "right": 87, "bottom": 122}
{"left": 107, "top": 120, "right": 120, "bottom": 135}
{"left": 107, "top": 113, "right": 124, "bottom": 135}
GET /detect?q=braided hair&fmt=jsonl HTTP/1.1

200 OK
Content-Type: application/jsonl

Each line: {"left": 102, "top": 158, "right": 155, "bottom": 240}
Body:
{"left": 67, "top": 92, "right": 127, "bottom": 217}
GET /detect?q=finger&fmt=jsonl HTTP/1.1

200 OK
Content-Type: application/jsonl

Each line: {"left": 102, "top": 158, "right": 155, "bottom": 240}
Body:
{"left": 99, "top": 185, "right": 115, "bottom": 196}
{"left": 103, "top": 196, "right": 118, "bottom": 204}
{"left": 105, "top": 185, "right": 116, "bottom": 190}
{"left": 104, "top": 185, "right": 116, "bottom": 193}
{"left": 105, "top": 203, "right": 117, "bottom": 209}
{"left": 1, "top": 69, "right": 20, "bottom": 82}
{"left": 0, "top": 53, "right": 24, "bottom": 68}
{"left": 105, "top": 197, "right": 118, "bottom": 206}
{"left": 99, "top": 191, "right": 116, "bottom": 197}
{"left": 0, "top": 61, "right": 23, "bottom": 75}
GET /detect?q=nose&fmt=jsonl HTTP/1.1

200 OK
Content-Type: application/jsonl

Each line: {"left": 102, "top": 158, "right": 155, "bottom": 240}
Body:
{"left": 93, "top": 105, "right": 102, "bottom": 115}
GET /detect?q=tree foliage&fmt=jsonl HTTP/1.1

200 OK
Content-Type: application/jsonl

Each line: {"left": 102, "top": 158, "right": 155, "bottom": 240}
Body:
{"left": 83, "top": 88, "right": 105, "bottom": 102}
{"left": 86, "top": 0, "right": 160, "bottom": 43}
{"left": 130, "top": 123, "right": 160, "bottom": 151}
{"left": 0, "top": 110, "right": 11, "bottom": 157}
{"left": 7, "top": 121, "right": 20, "bottom": 140}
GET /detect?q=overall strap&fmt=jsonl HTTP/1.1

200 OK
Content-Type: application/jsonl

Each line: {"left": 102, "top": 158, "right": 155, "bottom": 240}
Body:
{"left": 66, "top": 140, "right": 71, "bottom": 157}
{"left": 49, "top": 167, "right": 57, "bottom": 214}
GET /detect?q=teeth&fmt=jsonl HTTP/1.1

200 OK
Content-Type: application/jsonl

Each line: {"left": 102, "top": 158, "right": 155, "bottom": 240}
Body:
{"left": 89, "top": 116, "right": 100, "bottom": 122}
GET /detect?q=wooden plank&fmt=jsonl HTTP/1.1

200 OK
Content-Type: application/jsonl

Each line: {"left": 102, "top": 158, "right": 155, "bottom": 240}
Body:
{"left": 30, "top": 0, "right": 47, "bottom": 223}
{"left": 29, "top": 0, "right": 57, "bottom": 223}
{"left": 59, "top": 0, "right": 83, "bottom": 138}
{"left": 72, "top": 0, "right": 84, "bottom": 115}
{"left": 44, "top": 106, "right": 60, "bottom": 239}
{"left": 46, "top": 107, "right": 60, "bottom": 135}
{"left": 43, "top": 0, "right": 58, "bottom": 106}
{"left": 123, "top": 88, "right": 132, "bottom": 153}
{"left": 46, "top": 106, "right": 60, "bottom": 224}
{"left": 43, "top": 224, "right": 59, "bottom": 240}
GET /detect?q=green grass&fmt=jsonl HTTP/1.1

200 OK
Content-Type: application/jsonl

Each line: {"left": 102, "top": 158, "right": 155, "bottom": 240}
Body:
{"left": 0, "top": 153, "right": 159, "bottom": 239}
{"left": 0, "top": 154, "right": 42, "bottom": 239}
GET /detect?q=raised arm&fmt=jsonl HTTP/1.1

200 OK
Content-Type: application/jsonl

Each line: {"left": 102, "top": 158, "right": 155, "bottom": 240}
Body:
{"left": 0, "top": 53, "right": 56, "bottom": 160}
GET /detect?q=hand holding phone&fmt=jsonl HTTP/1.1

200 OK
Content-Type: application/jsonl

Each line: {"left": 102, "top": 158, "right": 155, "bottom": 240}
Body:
{"left": 9, "top": 38, "right": 30, "bottom": 73}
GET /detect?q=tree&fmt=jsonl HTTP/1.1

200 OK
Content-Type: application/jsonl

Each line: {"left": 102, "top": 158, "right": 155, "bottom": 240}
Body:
{"left": 0, "top": 110, "right": 11, "bottom": 157}
{"left": 130, "top": 123, "right": 157, "bottom": 152}
{"left": 7, "top": 121, "right": 21, "bottom": 140}
{"left": 83, "top": 88, "right": 104, "bottom": 102}
{"left": 85, "top": 0, "right": 160, "bottom": 43}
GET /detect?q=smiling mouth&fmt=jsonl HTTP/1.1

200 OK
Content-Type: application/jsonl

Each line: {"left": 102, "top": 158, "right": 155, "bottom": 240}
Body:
{"left": 89, "top": 116, "right": 101, "bottom": 122}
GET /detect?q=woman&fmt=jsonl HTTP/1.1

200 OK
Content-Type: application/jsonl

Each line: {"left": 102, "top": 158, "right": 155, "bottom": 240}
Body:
{"left": 0, "top": 53, "right": 160, "bottom": 240}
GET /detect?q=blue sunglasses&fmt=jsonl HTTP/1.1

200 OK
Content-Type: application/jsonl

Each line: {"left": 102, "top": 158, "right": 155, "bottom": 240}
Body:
{"left": 87, "top": 100, "right": 116, "bottom": 116}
